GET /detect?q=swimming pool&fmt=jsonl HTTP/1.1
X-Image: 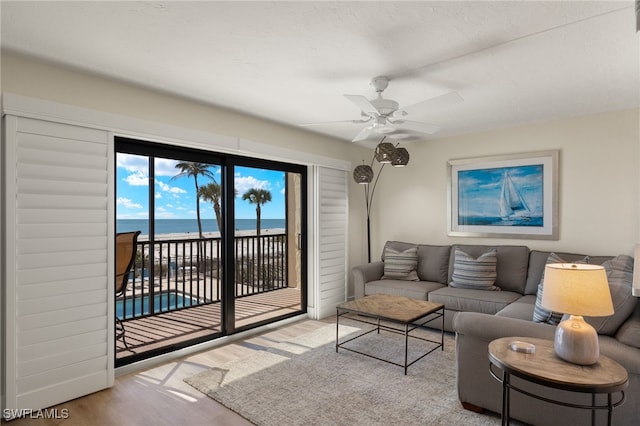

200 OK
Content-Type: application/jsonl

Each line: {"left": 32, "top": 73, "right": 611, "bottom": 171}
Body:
{"left": 116, "top": 292, "right": 197, "bottom": 319}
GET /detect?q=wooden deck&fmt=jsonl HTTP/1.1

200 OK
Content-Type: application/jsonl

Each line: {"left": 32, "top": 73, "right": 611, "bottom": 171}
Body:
{"left": 116, "top": 287, "right": 302, "bottom": 362}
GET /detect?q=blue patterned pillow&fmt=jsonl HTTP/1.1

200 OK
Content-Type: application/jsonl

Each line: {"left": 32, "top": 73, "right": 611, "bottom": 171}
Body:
{"left": 450, "top": 247, "right": 498, "bottom": 290}
{"left": 382, "top": 246, "right": 419, "bottom": 281}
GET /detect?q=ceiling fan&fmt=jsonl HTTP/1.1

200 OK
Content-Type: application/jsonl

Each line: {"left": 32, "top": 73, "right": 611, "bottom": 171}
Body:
{"left": 302, "top": 76, "right": 463, "bottom": 142}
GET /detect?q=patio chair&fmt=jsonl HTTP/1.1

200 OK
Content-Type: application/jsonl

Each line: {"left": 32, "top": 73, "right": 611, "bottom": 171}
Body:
{"left": 115, "top": 230, "right": 141, "bottom": 349}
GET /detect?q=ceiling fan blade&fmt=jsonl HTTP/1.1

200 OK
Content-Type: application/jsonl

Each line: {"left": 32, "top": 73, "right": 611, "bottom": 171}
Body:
{"left": 394, "top": 91, "right": 463, "bottom": 117}
{"left": 390, "top": 119, "right": 440, "bottom": 135}
{"left": 344, "top": 94, "right": 379, "bottom": 116}
{"left": 300, "top": 118, "right": 371, "bottom": 127}
{"left": 352, "top": 126, "right": 374, "bottom": 142}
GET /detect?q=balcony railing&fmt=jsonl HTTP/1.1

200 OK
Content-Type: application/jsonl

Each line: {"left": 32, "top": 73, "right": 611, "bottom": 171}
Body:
{"left": 117, "top": 234, "right": 288, "bottom": 320}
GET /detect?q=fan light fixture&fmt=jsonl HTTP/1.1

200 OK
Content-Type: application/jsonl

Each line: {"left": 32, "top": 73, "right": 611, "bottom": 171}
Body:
{"left": 353, "top": 138, "right": 410, "bottom": 261}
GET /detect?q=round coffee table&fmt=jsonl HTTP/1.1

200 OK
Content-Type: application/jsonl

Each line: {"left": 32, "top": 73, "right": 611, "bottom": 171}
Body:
{"left": 488, "top": 337, "right": 628, "bottom": 426}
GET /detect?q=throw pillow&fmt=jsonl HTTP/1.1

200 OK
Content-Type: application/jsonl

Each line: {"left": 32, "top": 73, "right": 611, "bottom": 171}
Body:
{"left": 382, "top": 246, "right": 419, "bottom": 281}
{"left": 450, "top": 247, "right": 498, "bottom": 290}
{"left": 581, "top": 255, "right": 636, "bottom": 336}
{"left": 532, "top": 252, "right": 589, "bottom": 325}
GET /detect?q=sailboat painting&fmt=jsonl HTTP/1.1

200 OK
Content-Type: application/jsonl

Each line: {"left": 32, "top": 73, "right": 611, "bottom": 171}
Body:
{"left": 448, "top": 150, "right": 558, "bottom": 239}
{"left": 457, "top": 165, "right": 543, "bottom": 227}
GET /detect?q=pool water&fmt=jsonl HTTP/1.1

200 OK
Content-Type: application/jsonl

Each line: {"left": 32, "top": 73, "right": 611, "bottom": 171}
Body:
{"left": 116, "top": 292, "right": 196, "bottom": 319}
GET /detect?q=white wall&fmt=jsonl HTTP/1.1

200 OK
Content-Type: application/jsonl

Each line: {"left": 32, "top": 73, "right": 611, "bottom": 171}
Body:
{"left": 371, "top": 109, "right": 640, "bottom": 261}
{"left": 1, "top": 52, "right": 365, "bottom": 161}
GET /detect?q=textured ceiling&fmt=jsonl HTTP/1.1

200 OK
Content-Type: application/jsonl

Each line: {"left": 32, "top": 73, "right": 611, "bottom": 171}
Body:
{"left": 1, "top": 1, "right": 639, "bottom": 146}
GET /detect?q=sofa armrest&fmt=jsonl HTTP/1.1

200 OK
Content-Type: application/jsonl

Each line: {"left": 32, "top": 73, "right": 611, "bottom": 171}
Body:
{"left": 351, "top": 261, "right": 384, "bottom": 299}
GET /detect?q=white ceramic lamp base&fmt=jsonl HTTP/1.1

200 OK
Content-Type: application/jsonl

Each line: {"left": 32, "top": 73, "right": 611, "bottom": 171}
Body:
{"left": 554, "top": 315, "right": 600, "bottom": 365}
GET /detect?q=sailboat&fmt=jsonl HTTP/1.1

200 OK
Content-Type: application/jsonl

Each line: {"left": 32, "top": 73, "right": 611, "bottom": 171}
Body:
{"left": 499, "top": 171, "right": 531, "bottom": 222}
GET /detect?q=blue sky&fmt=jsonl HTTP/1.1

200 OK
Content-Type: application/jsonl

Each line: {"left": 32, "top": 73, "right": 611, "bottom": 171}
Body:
{"left": 457, "top": 165, "right": 543, "bottom": 217}
{"left": 116, "top": 153, "right": 286, "bottom": 220}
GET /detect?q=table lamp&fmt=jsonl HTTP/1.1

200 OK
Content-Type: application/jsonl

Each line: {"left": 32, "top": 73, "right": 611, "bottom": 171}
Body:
{"left": 541, "top": 263, "right": 614, "bottom": 365}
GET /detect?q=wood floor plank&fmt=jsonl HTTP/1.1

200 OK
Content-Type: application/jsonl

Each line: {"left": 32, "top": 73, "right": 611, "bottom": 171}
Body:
{"left": 3, "top": 318, "right": 330, "bottom": 426}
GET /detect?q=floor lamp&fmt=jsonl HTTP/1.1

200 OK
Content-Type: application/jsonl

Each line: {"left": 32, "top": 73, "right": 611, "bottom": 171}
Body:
{"left": 352, "top": 138, "right": 410, "bottom": 263}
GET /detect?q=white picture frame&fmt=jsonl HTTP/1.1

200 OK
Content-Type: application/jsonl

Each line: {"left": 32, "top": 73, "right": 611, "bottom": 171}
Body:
{"left": 447, "top": 150, "right": 559, "bottom": 240}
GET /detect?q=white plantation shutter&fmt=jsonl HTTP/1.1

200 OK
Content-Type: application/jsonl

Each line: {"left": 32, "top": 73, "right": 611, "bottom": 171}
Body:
{"left": 313, "top": 166, "right": 348, "bottom": 319}
{"left": 2, "top": 116, "right": 113, "bottom": 413}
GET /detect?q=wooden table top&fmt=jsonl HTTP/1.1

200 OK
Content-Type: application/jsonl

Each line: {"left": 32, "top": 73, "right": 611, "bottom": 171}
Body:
{"left": 337, "top": 294, "right": 444, "bottom": 324}
{"left": 489, "top": 337, "right": 629, "bottom": 393}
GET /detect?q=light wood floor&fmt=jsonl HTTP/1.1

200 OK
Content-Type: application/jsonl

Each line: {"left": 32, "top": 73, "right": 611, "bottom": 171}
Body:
{"left": 2, "top": 318, "right": 333, "bottom": 426}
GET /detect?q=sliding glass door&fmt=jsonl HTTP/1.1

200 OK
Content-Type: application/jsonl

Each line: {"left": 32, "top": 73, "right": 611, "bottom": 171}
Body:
{"left": 115, "top": 137, "right": 306, "bottom": 365}
{"left": 231, "top": 164, "right": 306, "bottom": 330}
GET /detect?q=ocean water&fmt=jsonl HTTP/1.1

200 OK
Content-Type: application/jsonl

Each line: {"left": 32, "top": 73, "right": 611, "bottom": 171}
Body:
{"left": 117, "top": 218, "right": 285, "bottom": 236}
{"left": 458, "top": 216, "right": 543, "bottom": 227}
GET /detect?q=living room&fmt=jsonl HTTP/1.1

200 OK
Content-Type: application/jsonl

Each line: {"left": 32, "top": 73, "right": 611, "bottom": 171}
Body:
{"left": 1, "top": 1, "right": 639, "bottom": 424}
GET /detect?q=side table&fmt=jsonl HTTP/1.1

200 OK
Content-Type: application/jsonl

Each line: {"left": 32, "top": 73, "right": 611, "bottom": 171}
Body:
{"left": 488, "top": 337, "right": 628, "bottom": 426}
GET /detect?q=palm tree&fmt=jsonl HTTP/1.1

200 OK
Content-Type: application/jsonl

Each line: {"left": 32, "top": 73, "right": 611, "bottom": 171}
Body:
{"left": 242, "top": 188, "right": 272, "bottom": 285}
{"left": 198, "top": 182, "right": 223, "bottom": 238}
{"left": 242, "top": 188, "right": 272, "bottom": 237}
{"left": 171, "top": 162, "right": 217, "bottom": 239}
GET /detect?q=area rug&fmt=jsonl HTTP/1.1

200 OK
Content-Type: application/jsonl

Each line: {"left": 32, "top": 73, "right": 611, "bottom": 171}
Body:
{"left": 184, "top": 322, "right": 502, "bottom": 425}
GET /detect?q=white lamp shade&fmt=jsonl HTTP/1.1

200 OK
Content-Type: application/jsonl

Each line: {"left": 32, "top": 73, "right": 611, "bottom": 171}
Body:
{"left": 541, "top": 263, "right": 614, "bottom": 317}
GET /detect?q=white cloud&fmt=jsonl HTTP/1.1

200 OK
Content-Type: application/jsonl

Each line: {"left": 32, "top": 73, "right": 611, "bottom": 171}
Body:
{"left": 235, "top": 175, "right": 271, "bottom": 196}
{"left": 155, "top": 158, "right": 180, "bottom": 177}
{"left": 116, "top": 197, "right": 143, "bottom": 209}
{"left": 117, "top": 153, "right": 148, "bottom": 172}
{"left": 156, "top": 180, "right": 187, "bottom": 194}
{"left": 124, "top": 170, "right": 149, "bottom": 186}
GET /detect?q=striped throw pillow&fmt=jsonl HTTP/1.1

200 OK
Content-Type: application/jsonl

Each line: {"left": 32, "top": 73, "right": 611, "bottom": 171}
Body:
{"left": 450, "top": 247, "right": 498, "bottom": 290}
{"left": 382, "top": 246, "right": 419, "bottom": 281}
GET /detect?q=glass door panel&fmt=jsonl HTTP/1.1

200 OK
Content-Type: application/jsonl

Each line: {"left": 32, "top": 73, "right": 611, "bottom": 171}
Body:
{"left": 233, "top": 166, "right": 304, "bottom": 329}
{"left": 152, "top": 159, "right": 223, "bottom": 320}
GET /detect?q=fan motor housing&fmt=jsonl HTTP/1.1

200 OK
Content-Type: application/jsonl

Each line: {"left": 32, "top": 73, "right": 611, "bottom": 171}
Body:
{"left": 371, "top": 97, "right": 399, "bottom": 115}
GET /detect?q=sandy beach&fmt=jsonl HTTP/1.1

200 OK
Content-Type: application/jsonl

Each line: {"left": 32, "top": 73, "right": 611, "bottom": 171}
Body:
{"left": 138, "top": 228, "right": 285, "bottom": 241}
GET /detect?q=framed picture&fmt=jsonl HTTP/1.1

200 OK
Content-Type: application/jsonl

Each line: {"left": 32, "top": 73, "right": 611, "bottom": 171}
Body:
{"left": 448, "top": 150, "right": 559, "bottom": 239}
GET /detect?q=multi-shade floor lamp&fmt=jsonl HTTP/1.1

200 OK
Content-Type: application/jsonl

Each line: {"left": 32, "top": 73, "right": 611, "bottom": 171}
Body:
{"left": 353, "top": 138, "right": 409, "bottom": 262}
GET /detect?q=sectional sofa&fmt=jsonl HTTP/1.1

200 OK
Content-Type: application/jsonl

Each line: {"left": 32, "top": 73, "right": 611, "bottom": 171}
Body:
{"left": 351, "top": 241, "right": 639, "bottom": 426}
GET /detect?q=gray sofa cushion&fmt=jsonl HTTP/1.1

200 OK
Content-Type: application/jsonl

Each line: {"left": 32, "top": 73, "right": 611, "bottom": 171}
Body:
{"left": 616, "top": 304, "right": 640, "bottom": 349}
{"left": 496, "top": 295, "right": 537, "bottom": 320}
{"left": 365, "top": 279, "right": 445, "bottom": 300}
{"left": 416, "top": 244, "right": 451, "bottom": 284}
{"left": 525, "top": 250, "right": 613, "bottom": 295}
{"left": 429, "top": 286, "right": 522, "bottom": 315}
{"left": 448, "top": 244, "right": 530, "bottom": 293}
